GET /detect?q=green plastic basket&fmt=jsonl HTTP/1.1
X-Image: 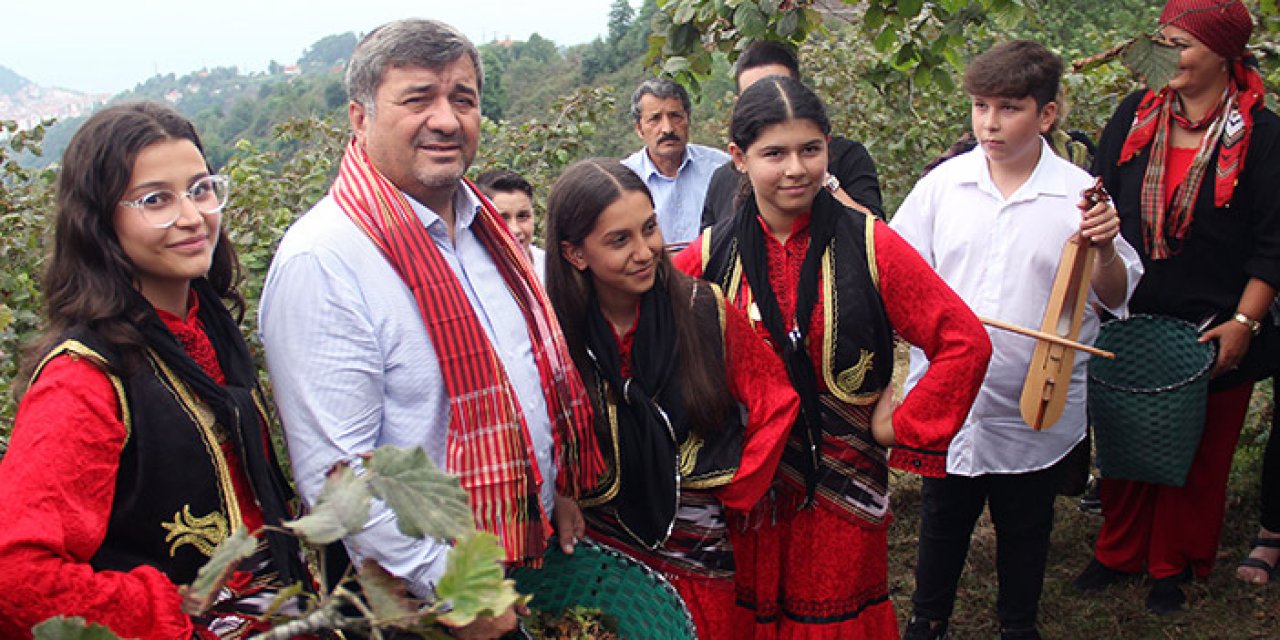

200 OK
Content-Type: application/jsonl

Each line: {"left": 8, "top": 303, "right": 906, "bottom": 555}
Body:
{"left": 1087, "top": 315, "right": 1215, "bottom": 487}
{"left": 510, "top": 538, "right": 696, "bottom": 639}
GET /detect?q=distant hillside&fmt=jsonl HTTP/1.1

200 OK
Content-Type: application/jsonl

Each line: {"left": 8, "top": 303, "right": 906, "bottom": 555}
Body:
{"left": 0, "top": 65, "right": 27, "bottom": 95}
{"left": 0, "top": 65, "right": 107, "bottom": 131}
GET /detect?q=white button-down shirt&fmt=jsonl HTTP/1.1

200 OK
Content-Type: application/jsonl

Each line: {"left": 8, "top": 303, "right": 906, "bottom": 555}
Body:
{"left": 891, "top": 141, "right": 1143, "bottom": 475}
{"left": 260, "top": 184, "right": 556, "bottom": 596}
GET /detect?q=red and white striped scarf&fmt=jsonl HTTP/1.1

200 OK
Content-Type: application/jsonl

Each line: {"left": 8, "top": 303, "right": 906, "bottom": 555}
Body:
{"left": 331, "top": 139, "right": 603, "bottom": 565}
{"left": 1119, "top": 57, "right": 1266, "bottom": 259}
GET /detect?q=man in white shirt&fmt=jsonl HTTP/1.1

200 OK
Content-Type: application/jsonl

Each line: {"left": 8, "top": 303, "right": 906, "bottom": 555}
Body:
{"left": 621, "top": 78, "right": 728, "bottom": 245}
{"left": 259, "top": 19, "right": 598, "bottom": 640}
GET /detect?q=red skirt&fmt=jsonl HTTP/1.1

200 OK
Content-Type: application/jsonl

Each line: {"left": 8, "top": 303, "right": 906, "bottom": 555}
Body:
{"left": 729, "top": 502, "right": 899, "bottom": 639}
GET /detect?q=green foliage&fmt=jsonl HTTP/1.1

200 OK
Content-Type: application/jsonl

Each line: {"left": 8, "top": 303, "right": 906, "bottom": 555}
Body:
{"left": 434, "top": 532, "right": 523, "bottom": 627}
{"left": 355, "top": 562, "right": 418, "bottom": 626}
{"left": 1121, "top": 35, "right": 1182, "bottom": 92}
{"left": 284, "top": 463, "right": 373, "bottom": 545}
{"left": 189, "top": 527, "right": 259, "bottom": 598}
{"left": 31, "top": 617, "right": 122, "bottom": 640}
{"left": 366, "top": 445, "right": 474, "bottom": 541}
{"left": 299, "top": 33, "right": 358, "bottom": 72}
{"left": 648, "top": 0, "right": 1029, "bottom": 92}
{"left": 0, "top": 119, "right": 56, "bottom": 442}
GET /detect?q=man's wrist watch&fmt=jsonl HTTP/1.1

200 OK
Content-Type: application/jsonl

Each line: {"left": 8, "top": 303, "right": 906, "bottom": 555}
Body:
{"left": 1233, "top": 312, "right": 1262, "bottom": 336}
{"left": 823, "top": 173, "right": 840, "bottom": 193}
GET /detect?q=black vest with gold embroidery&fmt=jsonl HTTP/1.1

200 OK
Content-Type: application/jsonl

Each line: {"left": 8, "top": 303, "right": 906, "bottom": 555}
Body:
{"left": 580, "top": 282, "right": 743, "bottom": 575}
{"left": 32, "top": 334, "right": 260, "bottom": 586}
{"left": 699, "top": 208, "right": 898, "bottom": 526}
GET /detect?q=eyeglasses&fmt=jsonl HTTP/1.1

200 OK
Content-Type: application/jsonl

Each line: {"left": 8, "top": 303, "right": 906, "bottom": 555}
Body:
{"left": 119, "top": 175, "right": 231, "bottom": 229}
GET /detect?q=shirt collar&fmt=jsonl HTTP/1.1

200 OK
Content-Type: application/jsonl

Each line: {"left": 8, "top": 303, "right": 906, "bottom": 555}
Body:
{"left": 638, "top": 145, "right": 692, "bottom": 179}
{"left": 403, "top": 180, "right": 484, "bottom": 233}
{"left": 965, "top": 137, "right": 1071, "bottom": 204}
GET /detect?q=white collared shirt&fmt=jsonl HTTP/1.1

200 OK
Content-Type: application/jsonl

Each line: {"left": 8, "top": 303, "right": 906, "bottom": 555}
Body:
{"left": 260, "top": 183, "right": 555, "bottom": 595}
{"left": 891, "top": 140, "right": 1144, "bottom": 475}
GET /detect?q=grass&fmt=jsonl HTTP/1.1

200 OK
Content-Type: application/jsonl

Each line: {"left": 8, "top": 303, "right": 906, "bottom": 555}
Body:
{"left": 884, "top": 381, "right": 1280, "bottom": 639}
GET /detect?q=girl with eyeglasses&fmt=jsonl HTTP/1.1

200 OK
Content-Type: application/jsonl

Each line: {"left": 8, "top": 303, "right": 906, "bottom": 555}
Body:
{"left": 0, "top": 102, "right": 310, "bottom": 638}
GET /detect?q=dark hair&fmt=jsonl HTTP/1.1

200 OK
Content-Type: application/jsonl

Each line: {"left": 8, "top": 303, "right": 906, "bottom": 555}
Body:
{"left": 346, "top": 19, "right": 483, "bottom": 113}
{"left": 629, "top": 78, "right": 691, "bottom": 123}
{"left": 18, "top": 102, "right": 241, "bottom": 395}
{"left": 730, "top": 75, "right": 831, "bottom": 152}
{"left": 474, "top": 169, "right": 534, "bottom": 200}
{"left": 728, "top": 75, "right": 831, "bottom": 205}
{"left": 545, "top": 159, "right": 733, "bottom": 436}
{"left": 735, "top": 40, "right": 801, "bottom": 85}
{"left": 963, "top": 40, "right": 1062, "bottom": 110}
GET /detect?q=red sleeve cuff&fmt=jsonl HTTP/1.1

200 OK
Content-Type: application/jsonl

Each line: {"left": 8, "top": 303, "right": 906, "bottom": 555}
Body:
{"left": 889, "top": 447, "right": 948, "bottom": 478}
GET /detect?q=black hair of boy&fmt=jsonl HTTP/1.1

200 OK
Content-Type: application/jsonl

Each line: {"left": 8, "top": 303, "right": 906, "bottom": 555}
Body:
{"left": 474, "top": 169, "right": 534, "bottom": 199}
{"left": 734, "top": 40, "right": 802, "bottom": 84}
{"left": 962, "top": 40, "right": 1062, "bottom": 109}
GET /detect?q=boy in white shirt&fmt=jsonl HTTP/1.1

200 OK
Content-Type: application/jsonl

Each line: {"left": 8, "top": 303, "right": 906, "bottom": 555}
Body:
{"left": 890, "top": 40, "right": 1143, "bottom": 640}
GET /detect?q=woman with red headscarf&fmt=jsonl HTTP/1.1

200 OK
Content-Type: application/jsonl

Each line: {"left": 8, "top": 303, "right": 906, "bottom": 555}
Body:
{"left": 1073, "top": 0, "right": 1280, "bottom": 614}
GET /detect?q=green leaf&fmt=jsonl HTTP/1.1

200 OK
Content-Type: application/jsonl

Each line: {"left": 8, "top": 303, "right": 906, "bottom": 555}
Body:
{"left": 366, "top": 445, "right": 474, "bottom": 541}
{"left": 357, "top": 561, "right": 418, "bottom": 625}
{"left": 932, "top": 66, "right": 956, "bottom": 93}
{"left": 1263, "top": 0, "right": 1276, "bottom": 14}
{"left": 1121, "top": 36, "right": 1180, "bottom": 91}
{"left": 899, "top": 0, "right": 924, "bottom": 19}
{"left": 32, "top": 617, "right": 123, "bottom": 640}
{"left": 734, "top": 3, "right": 768, "bottom": 38}
{"left": 864, "top": 3, "right": 885, "bottom": 32}
{"left": 759, "top": 0, "right": 782, "bottom": 17}
{"left": 189, "top": 527, "right": 259, "bottom": 600}
{"left": 284, "top": 462, "right": 373, "bottom": 545}
{"left": 673, "top": 0, "right": 697, "bottom": 24}
{"left": 873, "top": 26, "right": 898, "bottom": 53}
{"left": 663, "top": 56, "right": 692, "bottom": 76}
{"left": 435, "top": 532, "right": 521, "bottom": 627}
{"left": 778, "top": 10, "right": 800, "bottom": 38}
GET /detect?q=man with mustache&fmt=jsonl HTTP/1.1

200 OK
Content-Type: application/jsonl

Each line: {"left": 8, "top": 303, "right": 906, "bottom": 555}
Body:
{"left": 259, "top": 19, "right": 603, "bottom": 640}
{"left": 622, "top": 77, "right": 729, "bottom": 245}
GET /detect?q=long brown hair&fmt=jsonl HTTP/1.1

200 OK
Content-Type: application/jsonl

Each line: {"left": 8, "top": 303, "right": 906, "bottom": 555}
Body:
{"left": 545, "top": 158, "right": 733, "bottom": 435}
{"left": 17, "top": 102, "right": 242, "bottom": 396}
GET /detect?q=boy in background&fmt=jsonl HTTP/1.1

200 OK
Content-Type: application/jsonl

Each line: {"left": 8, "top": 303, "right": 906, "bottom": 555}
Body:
{"left": 889, "top": 40, "right": 1142, "bottom": 640}
{"left": 476, "top": 170, "right": 546, "bottom": 280}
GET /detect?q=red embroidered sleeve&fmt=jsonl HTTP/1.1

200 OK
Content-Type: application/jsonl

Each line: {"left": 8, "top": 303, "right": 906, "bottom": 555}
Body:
{"left": 0, "top": 355, "right": 193, "bottom": 640}
{"left": 715, "top": 299, "right": 799, "bottom": 510}
{"left": 873, "top": 222, "right": 991, "bottom": 477}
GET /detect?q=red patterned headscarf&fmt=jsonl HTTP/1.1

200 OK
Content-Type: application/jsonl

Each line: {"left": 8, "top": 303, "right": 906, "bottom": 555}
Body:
{"left": 1118, "top": 0, "right": 1262, "bottom": 259}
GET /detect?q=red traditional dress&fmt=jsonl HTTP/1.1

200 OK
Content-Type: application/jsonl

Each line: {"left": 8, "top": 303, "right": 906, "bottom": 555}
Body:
{"left": 675, "top": 205, "right": 990, "bottom": 639}
{"left": 578, "top": 277, "right": 797, "bottom": 638}
{"left": 0, "top": 292, "right": 304, "bottom": 639}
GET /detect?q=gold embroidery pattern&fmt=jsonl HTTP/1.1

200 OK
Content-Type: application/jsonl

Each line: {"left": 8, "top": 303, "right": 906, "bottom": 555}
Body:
{"left": 162, "top": 505, "right": 229, "bottom": 558}
{"left": 836, "top": 350, "right": 875, "bottom": 395}
{"left": 678, "top": 432, "right": 704, "bottom": 477}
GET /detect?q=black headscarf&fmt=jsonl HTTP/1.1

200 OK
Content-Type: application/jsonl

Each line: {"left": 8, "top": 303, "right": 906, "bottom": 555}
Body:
{"left": 583, "top": 276, "right": 686, "bottom": 549}
{"left": 733, "top": 190, "right": 839, "bottom": 504}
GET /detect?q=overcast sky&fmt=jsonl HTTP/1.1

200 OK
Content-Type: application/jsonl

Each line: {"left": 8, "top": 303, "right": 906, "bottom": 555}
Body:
{"left": 3, "top": 0, "right": 619, "bottom": 95}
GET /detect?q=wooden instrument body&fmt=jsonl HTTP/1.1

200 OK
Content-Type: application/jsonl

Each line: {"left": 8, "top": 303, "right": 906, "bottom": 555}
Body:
{"left": 1019, "top": 233, "right": 1096, "bottom": 430}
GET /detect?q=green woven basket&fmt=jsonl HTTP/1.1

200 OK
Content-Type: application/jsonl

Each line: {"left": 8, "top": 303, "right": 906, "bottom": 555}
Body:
{"left": 1087, "top": 315, "right": 1215, "bottom": 487}
{"left": 510, "top": 538, "right": 696, "bottom": 640}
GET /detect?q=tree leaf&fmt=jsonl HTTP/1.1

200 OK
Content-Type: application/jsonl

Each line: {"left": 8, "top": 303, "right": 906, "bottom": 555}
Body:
{"left": 357, "top": 561, "right": 418, "bottom": 625}
{"left": 899, "top": 0, "right": 924, "bottom": 19}
{"left": 284, "top": 461, "right": 373, "bottom": 545}
{"left": 734, "top": 3, "right": 768, "bottom": 38}
{"left": 366, "top": 445, "right": 474, "bottom": 541}
{"left": 189, "top": 527, "right": 259, "bottom": 600}
{"left": 31, "top": 617, "right": 123, "bottom": 640}
{"left": 435, "top": 532, "right": 521, "bottom": 627}
{"left": 1121, "top": 36, "right": 1181, "bottom": 91}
